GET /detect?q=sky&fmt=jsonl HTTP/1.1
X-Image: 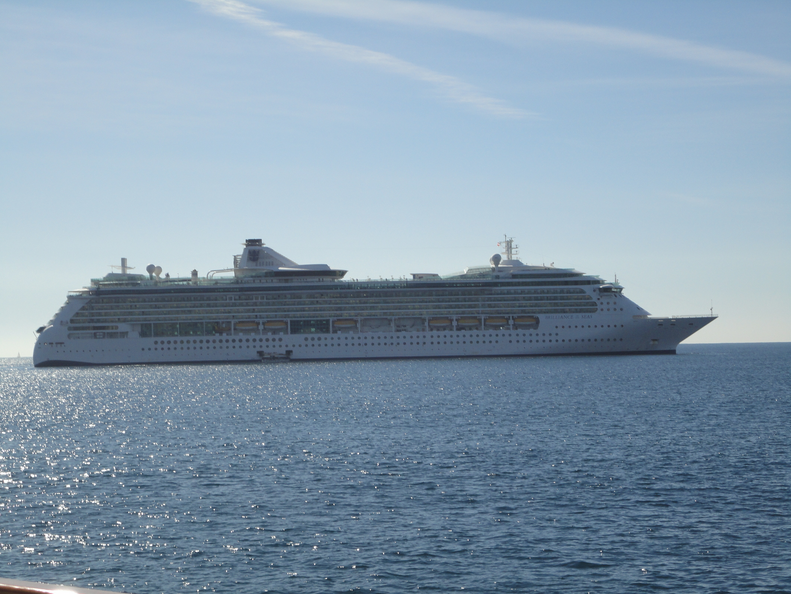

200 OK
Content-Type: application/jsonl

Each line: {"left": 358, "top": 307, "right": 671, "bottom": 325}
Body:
{"left": 1, "top": 0, "right": 790, "bottom": 356}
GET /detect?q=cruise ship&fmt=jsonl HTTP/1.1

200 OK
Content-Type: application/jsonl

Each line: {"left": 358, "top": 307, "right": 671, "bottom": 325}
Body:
{"left": 33, "top": 238, "right": 716, "bottom": 367}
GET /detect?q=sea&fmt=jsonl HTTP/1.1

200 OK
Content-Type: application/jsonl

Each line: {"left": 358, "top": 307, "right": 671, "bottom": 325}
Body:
{"left": 1, "top": 343, "right": 789, "bottom": 594}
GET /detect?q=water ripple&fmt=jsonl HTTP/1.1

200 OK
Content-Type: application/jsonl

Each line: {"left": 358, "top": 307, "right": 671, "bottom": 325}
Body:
{"left": 0, "top": 345, "right": 789, "bottom": 593}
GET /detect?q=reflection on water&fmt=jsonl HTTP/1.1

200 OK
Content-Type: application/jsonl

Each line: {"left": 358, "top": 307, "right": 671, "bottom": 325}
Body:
{"left": 1, "top": 345, "right": 790, "bottom": 593}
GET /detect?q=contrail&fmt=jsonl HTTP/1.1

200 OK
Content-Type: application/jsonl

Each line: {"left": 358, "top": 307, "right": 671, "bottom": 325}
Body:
{"left": 250, "top": 0, "right": 791, "bottom": 79}
{"left": 189, "top": 0, "right": 530, "bottom": 118}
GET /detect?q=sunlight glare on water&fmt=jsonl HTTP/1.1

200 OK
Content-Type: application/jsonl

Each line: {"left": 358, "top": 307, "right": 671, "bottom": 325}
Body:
{"left": 1, "top": 344, "right": 789, "bottom": 593}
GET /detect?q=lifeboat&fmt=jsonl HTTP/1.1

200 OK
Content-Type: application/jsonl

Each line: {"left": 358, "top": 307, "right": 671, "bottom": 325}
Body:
{"left": 457, "top": 317, "right": 480, "bottom": 327}
{"left": 485, "top": 317, "right": 508, "bottom": 326}
{"left": 214, "top": 323, "right": 231, "bottom": 333}
{"left": 514, "top": 316, "right": 539, "bottom": 327}
{"left": 429, "top": 318, "right": 452, "bottom": 327}
{"left": 333, "top": 319, "right": 357, "bottom": 328}
{"left": 235, "top": 321, "right": 259, "bottom": 330}
{"left": 264, "top": 320, "right": 287, "bottom": 329}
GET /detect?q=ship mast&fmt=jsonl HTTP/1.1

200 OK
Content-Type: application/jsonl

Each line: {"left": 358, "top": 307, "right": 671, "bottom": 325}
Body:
{"left": 109, "top": 258, "right": 134, "bottom": 274}
{"left": 500, "top": 235, "right": 518, "bottom": 261}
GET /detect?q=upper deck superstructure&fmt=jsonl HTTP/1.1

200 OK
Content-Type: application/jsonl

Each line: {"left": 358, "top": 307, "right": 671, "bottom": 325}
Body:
{"left": 33, "top": 238, "right": 716, "bottom": 367}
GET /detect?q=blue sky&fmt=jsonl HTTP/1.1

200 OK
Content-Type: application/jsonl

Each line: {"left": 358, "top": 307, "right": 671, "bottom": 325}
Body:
{"left": 1, "top": 0, "right": 789, "bottom": 356}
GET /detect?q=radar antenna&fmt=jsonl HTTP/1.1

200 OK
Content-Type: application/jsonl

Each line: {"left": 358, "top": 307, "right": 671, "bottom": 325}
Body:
{"left": 498, "top": 235, "right": 518, "bottom": 261}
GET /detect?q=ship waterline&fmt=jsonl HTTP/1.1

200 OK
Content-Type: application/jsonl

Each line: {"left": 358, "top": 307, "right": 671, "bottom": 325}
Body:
{"left": 33, "top": 238, "right": 715, "bottom": 367}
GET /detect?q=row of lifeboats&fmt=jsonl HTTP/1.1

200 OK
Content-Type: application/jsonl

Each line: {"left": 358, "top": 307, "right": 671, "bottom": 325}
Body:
{"left": 215, "top": 320, "right": 287, "bottom": 333}
{"left": 428, "top": 316, "right": 538, "bottom": 328}
{"left": 217, "top": 316, "right": 539, "bottom": 333}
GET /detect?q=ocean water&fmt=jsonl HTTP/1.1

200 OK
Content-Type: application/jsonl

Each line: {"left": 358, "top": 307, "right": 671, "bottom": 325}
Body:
{"left": 1, "top": 344, "right": 789, "bottom": 594}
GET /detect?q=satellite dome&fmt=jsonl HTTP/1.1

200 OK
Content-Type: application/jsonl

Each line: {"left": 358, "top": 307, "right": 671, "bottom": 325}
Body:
{"left": 490, "top": 253, "right": 502, "bottom": 267}
{"left": 146, "top": 264, "right": 156, "bottom": 275}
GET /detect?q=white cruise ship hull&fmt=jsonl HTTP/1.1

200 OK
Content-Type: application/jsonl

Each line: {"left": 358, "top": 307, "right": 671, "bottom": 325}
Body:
{"left": 33, "top": 314, "right": 715, "bottom": 367}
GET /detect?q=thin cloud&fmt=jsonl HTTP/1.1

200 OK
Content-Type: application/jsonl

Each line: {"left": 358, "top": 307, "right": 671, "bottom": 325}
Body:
{"left": 188, "top": 0, "right": 529, "bottom": 118}
{"left": 251, "top": 0, "right": 791, "bottom": 79}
